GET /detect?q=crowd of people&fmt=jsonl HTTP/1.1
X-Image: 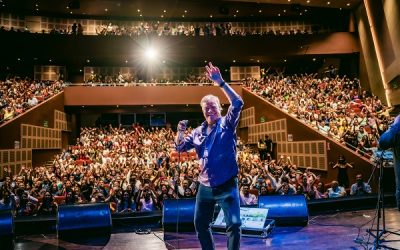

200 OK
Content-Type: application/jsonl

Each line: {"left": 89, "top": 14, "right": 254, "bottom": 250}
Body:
{"left": 94, "top": 21, "right": 328, "bottom": 37}
{"left": 244, "top": 72, "right": 393, "bottom": 158}
{"left": 84, "top": 72, "right": 213, "bottom": 85}
{"left": 0, "top": 66, "right": 390, "bottom": 217}
{"left": 1, "top": 19, "right": 336, "bottom": 37}
{"left": 0, "top": 77, "right": 65, "bottom": 123}
{"left": 0, "top": 123, "right": 371, "bottom": 217}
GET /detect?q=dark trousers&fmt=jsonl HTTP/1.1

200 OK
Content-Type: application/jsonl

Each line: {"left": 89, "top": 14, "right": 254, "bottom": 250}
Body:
{"left": 394, "top": 162, "right": 400, "bottom": 209}
{"left": 194, "top": 177, "right": 241, "bottom": 250}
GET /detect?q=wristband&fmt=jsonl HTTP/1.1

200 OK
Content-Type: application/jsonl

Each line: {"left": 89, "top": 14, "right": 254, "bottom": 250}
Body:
{"left": 219, "top": 81, "right": 226, "bottom": 87}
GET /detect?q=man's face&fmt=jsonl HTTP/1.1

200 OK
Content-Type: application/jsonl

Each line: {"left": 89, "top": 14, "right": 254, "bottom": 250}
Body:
{"left": 242, "top": 186, "right": 249, "bottom": 195}
{"left": 202, "top": 100, "right": 221, "bottom": 125}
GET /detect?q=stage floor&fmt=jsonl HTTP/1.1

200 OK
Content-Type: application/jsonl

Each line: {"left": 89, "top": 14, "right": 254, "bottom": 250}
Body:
{"left": 15, "top": 208, "right": 400, "bottom": 250}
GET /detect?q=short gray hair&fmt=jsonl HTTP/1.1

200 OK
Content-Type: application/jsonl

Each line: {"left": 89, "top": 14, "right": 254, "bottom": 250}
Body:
{"left": 200, "top": 94, "right": 222, "bottom": 112}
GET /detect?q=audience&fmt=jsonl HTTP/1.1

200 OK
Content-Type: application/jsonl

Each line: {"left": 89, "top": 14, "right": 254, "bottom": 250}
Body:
{"left": 0, "top": 77, "right": 65, "bottom": 123}
{"left": 84, "top": 72, "right": 213, "bottom": 85}
{"left": 244, "top": 72, "right": 393, "bottom": 159}
{"left": 0, "top": 19, "right": 336, "bottom": 36}
{"left": 2, "top": 68, "right": 395, "bottom": 217}
{"left": 0, "top": 121, "right": 366, "bottom": 218}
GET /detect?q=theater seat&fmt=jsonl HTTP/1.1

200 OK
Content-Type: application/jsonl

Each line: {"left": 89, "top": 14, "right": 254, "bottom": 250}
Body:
{"left": 189, "top": 151, "right": 197, "bottom": 160}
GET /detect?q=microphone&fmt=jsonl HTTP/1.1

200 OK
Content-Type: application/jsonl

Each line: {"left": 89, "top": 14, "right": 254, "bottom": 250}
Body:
{"left": 181, "top": 120, "right": 189, "bottom": 126}
{"left": 177, "top": 120, "right": 189, "bottom": 144}
{"left": 178, "top": 120, "right": 189, "bottom": 131}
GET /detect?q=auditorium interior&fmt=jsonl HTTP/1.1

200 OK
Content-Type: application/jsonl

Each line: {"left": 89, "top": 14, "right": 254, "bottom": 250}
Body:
{"left": 0, "top": 0, "right": 400, "bottom": 249}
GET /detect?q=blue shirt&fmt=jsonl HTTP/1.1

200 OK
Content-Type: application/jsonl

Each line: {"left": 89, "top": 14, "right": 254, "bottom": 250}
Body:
{"left": 177, "top": 97, "right": 244, "bottom": 187}
{"left": 379, "top": 123, "right": 400, "bottom": 174}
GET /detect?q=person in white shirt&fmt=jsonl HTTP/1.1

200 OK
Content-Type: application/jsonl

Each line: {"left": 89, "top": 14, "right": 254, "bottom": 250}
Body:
{"left": 239, "top": 184, "right": 257, "bottom": 206}
{"left": 27, "top": 94, "right": 38, "bottom": 106}
{"left": 327, "top": 181, "right": 347, "bottom": 198}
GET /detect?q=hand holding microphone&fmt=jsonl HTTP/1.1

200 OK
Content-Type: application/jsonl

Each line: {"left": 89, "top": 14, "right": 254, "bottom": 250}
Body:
{"left": 176, "top": 120, "right": 188, "bottom": 145}
{"left": 178, "top": 120, "right": 188, "bottom": 132}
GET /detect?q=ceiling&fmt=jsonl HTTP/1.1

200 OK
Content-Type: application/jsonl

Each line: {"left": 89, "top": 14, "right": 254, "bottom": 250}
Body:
{"left": 0, "top": 0, "right": 363, "bottom": 20}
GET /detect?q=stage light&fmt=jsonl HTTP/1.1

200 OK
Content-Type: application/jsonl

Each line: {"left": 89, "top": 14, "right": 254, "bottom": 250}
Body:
{"left": 144, "top": 48, "right": 158, "bottom": 61}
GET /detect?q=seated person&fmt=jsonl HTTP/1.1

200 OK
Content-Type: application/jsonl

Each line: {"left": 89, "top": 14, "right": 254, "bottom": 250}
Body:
{"left": 327, "top": 181, "right": 347, "bottom": 198}
{"left": 350, "top": 174, "right": 371, "bottom": 196}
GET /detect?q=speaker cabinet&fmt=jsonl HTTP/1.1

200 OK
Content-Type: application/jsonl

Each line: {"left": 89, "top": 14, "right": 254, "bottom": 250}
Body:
{"left": 0, "top": 209, "right": 14, "bottom": 248}
{"left": 258, "top": 195, "right": 309, "bottom": 226}
{"left": 57, "top": 203, "right": 112, "bottom": 238}
{"left": 163, "top": 198, "right": 196, "bottom": 232}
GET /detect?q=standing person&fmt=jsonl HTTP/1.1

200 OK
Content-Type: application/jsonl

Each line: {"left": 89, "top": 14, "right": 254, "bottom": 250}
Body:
{"left": 257, "top": 138, "right": 267, "bottom": 160}
{"left": 379, "top": 114, "right": 400, "bottom": 210}
{"left": 176, "top": 62, "right": 244, "bottom": 250}
{"left": 332, "top": 155, "right": 354, "bottom": 188}
{"left": 264, "top": 135, "right": 273, "bottom": 160}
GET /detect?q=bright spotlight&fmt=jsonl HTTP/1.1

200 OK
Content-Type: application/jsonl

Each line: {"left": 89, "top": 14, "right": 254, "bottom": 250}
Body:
{"left": 145, "top": 48, "right": 157, "bottom": 60}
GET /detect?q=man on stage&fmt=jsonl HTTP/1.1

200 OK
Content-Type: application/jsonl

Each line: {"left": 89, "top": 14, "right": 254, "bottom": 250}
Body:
{"left": 175, "top": 62, "right": 244, "bottom": 250}
{"left": 379, "top": 114, "right": 400, "bottom": 210}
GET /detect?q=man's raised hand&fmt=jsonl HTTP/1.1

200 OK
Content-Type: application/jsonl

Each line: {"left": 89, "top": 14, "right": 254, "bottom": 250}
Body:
{"left": 205, "top": 62, "right": 224, "bottom": 85}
